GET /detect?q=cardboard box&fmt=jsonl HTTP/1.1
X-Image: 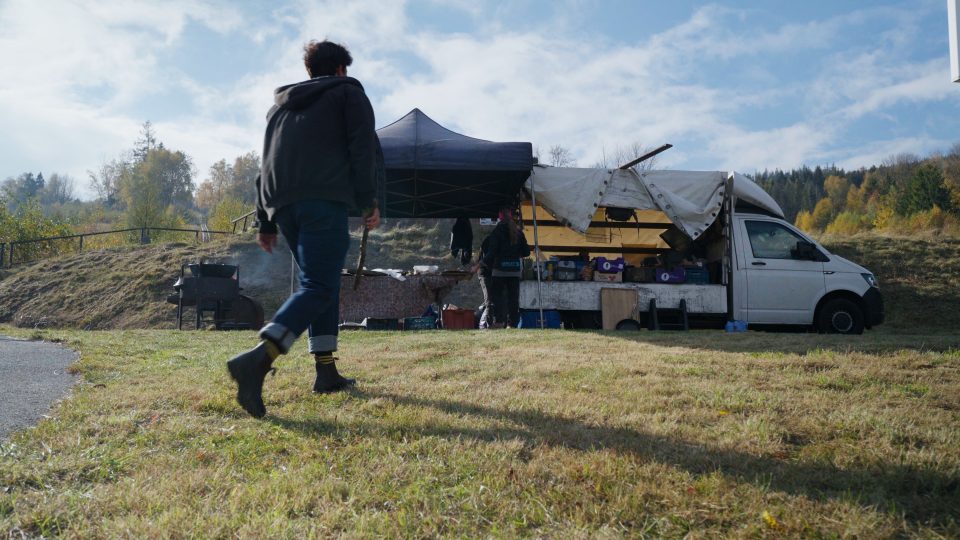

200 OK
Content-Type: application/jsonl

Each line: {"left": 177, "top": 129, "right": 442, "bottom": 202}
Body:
{"left": 594, "top": 271, "right": 623, "bottom": 283}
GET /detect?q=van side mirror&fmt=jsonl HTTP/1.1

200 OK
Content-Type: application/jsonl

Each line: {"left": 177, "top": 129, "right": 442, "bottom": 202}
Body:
{"left": 793, "top": 240, "right": 825, "bottom": 261}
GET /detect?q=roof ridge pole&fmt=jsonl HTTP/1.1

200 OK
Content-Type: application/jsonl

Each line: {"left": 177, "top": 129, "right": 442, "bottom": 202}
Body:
{"left": 528, "top": 170, "right": 545, "bottom": 329}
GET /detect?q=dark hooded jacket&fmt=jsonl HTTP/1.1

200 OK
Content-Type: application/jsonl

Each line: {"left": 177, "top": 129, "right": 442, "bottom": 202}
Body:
{"left": 480, "top": 220, "right": 530, "bottom": 276}
{"left": 255, "top": 76, "right": 379, "bottom": 234}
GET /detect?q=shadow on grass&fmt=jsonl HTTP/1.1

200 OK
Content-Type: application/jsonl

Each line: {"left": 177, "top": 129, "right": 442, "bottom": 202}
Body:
{"left": 591, "top": 326, "right": 960, "bottom": 355}
{"left": 271, "top": 389, "right": 959, "bottom": 529}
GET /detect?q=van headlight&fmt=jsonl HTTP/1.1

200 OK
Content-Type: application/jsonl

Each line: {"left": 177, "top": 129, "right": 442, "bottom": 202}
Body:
{"left": 861, "top": 273, "right": 878, "bottom": 288}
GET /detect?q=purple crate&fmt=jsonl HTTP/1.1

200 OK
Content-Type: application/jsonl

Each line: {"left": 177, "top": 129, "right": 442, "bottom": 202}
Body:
{"left": 594, "top": 257, "right": 625, "bottom": 273}
{"left": 655, "top": 267, "right": 686, "bottom": 283}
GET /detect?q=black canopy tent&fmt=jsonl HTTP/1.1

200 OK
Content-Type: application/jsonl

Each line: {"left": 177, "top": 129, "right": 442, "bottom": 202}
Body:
{"left": 376, "top": 109, "right": 534, "bottom": 218}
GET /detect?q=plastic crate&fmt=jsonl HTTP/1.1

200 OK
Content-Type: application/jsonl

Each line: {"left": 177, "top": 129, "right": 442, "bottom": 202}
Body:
{"left": 441, "top": 309, "right": 475, "bottom": 330}
{"left": 683, "top": 266, "right": 710, "bottom": 284}
{"left": 623, "top": 266, "right": 655, "bottom": 283}
{"left": 363, "top": 318, "right": 399, "bottom": 330}
{"left": 655, "top": 267, "right": 686, "bottom": 283}
{"left": 594, "top": 256, "right": 625, "bottom": 273}
{"left": 556, "top": 268, "right": 578, "bottom": 281}
{"left": 402, "top": 316, "right": 437, "bottom": 330}
{"left": 518, "top": 310, "right": 562, "bottom": 329}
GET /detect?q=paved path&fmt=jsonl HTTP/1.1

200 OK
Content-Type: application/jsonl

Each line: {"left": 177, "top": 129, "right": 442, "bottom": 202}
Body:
{"left": 0, "top": 336, "right": 78, "bottom": 441}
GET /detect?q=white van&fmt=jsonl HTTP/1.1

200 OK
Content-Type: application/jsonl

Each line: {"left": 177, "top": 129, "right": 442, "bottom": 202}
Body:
{"left": 519, "top": 167, "right": 883, "bottom": 334}
{"left": 730, "top": 212, "right": 882, "bottom": 333}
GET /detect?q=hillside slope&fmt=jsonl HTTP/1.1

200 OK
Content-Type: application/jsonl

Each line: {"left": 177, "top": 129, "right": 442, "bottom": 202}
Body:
{"left": 0, "top": 220, "right": 487, "bottom": 329}
{"left": 0, "top": 229, "right": 956, "bottom": 331}
{"left": 819, "top": 234, "right": 960, "bottom": 330}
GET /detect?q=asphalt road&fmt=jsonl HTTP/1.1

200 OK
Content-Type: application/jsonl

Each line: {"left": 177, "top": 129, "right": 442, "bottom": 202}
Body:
{"left": 0, "top": 335, "right": 77, "bottom": 441}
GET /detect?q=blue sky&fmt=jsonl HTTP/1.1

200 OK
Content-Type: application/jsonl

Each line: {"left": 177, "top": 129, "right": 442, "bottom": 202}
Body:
{"left": 0, "top": 0, "right": 957, "bottom": 199}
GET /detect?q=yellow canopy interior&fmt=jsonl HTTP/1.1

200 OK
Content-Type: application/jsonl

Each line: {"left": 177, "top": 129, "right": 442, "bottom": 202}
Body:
{"left": 520, "top": 202, "right": 673, "bottom": 263}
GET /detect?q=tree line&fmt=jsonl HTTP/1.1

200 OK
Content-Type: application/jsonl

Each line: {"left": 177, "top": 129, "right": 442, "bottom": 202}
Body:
{"left": 1, "top": 122, "right": 260, "bottom": 259}
{"left": 5, "top": 131, "right": 959, "bottom": 259}
{"left": 752, "top": 145, "right": 960, "bottom": 235}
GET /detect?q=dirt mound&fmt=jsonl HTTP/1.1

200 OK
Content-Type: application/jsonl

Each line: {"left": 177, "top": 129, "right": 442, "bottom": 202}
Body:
{"left": 0, "top": 220, "right": 486, "bottom": 329}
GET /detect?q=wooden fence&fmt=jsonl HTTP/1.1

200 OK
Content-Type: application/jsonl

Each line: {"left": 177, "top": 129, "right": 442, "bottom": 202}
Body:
{"left": 0, "top": 227, "right": 235, "bottom": 268}
{"left": 231, "top": 210, "right": 256, "bottom": 233}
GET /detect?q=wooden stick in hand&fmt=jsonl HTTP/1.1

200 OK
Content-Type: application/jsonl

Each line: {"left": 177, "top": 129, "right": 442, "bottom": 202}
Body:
{"left": 353, "top": 226, "right": 369, "bottom": 290}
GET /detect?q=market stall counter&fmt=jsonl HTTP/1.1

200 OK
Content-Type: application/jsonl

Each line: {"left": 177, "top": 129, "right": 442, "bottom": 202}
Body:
{"left": 339, "top": 271, "right": 472, "bottom": 322}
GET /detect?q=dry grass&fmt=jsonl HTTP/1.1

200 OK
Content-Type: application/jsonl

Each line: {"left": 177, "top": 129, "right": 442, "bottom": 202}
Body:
{"left": 823, "top": 234, "right": 960, "bottom": 331}
{"left": 0, "top": 220, "right": 483, "bottom": 330}
{"left": 1, "top": 327, "right": 958, "bottom": 538}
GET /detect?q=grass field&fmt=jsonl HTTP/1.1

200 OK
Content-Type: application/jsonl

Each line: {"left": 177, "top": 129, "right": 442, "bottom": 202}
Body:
{"left": 2, "top": 327, "right": 959, "bottom": 538}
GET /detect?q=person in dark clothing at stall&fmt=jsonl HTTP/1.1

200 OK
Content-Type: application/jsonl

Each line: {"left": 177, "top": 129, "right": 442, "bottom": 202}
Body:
{"left": 225, "top": 40, "right": 381, "bottom": 418}
{"left": 480, "top": 206, "right": 531, "bottom": 328}
{"left": 471, "top": 235, "right": 494, "bottom": 328}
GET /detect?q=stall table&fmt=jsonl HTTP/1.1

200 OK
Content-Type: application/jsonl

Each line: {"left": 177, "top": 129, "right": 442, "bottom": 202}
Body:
{"left": 339, "top": 272, "right": 471, "bottom": 322}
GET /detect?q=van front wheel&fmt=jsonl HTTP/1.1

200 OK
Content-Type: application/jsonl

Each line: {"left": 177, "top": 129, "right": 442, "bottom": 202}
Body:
{"left": 817, "top": 298, "right": 864, "bottom": 335}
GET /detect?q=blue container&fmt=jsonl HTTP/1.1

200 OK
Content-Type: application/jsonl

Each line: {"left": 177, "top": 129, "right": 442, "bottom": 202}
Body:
{"left": 724, "top": 320, "right": 748, "bottom": 333}
{"left": 518, "top": 310, "right": 562, "bottom": 329}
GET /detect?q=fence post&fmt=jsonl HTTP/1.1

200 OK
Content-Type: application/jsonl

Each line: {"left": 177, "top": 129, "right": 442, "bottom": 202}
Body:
{"left": 8, "top": 242, "right": 13, "bottom": 266}
{"left": 79, "top": 235, "right": 84, "bottom": 253}
{"left": 0, "top": 243, "right": 4, "bottom": 268}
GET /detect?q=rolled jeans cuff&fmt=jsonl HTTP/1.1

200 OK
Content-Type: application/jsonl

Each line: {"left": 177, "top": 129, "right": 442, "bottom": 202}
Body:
{"left": 259, "top": 322, "right": 296, "bottom": 354}
{"left": 308, "top": 335, "right": 338, "bottom": 354}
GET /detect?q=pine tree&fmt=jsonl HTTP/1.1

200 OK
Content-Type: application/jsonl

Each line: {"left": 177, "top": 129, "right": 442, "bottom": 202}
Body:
{"left": 903, "top": 164, "right": 950, "bottom": 214}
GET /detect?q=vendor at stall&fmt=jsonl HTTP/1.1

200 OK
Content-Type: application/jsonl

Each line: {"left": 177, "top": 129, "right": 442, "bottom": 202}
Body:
{"left": 480, "top": 206, "right": 531, "bottom": 328}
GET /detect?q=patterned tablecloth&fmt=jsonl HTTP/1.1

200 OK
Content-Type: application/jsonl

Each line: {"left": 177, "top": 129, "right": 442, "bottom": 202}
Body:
{"left": 339, "top": 274, "right": 470, "bottom": 321}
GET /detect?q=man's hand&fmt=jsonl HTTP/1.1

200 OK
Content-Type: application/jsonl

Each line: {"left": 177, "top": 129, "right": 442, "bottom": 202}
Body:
{"left": 363, "top": 207, "right": 381, "bottom": 230}
{"left": 257, "top": 233, "right": 278, "bottom": 254}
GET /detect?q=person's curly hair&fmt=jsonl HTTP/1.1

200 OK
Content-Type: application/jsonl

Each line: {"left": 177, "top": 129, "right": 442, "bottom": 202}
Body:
{"left": 303, "top": 40, "right": 352, "bottom": 77}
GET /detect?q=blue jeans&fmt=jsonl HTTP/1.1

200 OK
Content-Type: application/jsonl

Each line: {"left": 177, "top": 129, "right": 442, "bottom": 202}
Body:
{"left": 259, "top": 199, "right": 350, "bottom": 354}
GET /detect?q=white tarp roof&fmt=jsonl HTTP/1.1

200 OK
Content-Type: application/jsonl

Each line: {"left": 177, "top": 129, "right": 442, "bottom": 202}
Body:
{"left": 525, "top": 166, "right": 784, "bottom": 239}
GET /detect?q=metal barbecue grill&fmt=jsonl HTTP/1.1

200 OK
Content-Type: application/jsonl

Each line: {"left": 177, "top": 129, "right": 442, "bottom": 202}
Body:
{"left": 168, "top": 263, "right": 263, "bottom": 330}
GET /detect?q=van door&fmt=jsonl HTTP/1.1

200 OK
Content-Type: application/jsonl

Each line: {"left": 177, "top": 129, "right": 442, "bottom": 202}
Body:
{"left": 736, "top": 218, "right": 825, "bottom": 324}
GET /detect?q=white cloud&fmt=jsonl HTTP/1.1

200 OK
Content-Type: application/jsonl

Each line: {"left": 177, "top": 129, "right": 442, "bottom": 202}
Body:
{"left": 0, "top": 0, "right": 954, "bottom": 203}
{"left": 0, "top": 0, "right": 252, "bottom": 197}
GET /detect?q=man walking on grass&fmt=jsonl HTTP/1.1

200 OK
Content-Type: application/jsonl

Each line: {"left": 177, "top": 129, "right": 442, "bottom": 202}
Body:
{"left": 227, "top": 39, "right": 381, "bottom": 418}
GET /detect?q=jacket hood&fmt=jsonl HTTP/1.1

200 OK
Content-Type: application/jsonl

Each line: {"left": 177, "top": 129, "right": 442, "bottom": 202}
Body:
{"left": 273, "top": 76, "right": 364, "bottom": 111}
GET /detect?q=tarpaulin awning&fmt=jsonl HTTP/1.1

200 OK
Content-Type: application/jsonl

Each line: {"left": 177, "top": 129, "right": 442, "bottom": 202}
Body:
{"left": 376, "top": 109, "right": 534, "bottom": 218}
{"left": 525, "top": 166, "right": 784, "bottom": 239}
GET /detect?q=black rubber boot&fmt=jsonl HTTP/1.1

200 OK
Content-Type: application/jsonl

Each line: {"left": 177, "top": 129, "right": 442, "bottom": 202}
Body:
{"left": 226, "top": 342, "right": 276, "bottom": 418}
{"left": 313, "top": 356, "right": 356, "bottom": 394}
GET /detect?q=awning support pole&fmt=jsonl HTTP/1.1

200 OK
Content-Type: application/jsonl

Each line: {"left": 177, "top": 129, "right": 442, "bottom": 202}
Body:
{"left": 725, "top": 173, "right": 735, "bottom": 322}
{"left": 528, "top": 171, "right": 545, "bottom": 329}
